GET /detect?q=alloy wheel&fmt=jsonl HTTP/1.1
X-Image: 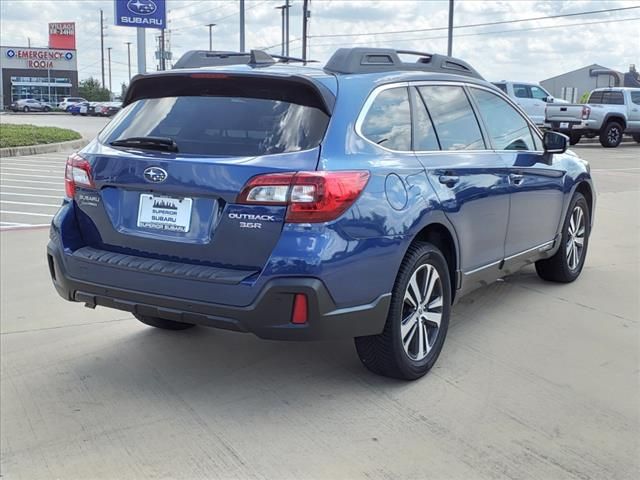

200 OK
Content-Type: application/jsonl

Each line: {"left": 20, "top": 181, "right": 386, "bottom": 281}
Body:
{"left": 566, "top": 205, "right": 586, "bottom": 271}
{"left": 401, "top": 264, "right": 443, "bottom": 361}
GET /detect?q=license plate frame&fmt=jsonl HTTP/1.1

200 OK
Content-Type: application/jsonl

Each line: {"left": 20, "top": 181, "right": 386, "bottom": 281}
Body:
{"left": 137, "top": 193, "right": 193, "bottom": 233}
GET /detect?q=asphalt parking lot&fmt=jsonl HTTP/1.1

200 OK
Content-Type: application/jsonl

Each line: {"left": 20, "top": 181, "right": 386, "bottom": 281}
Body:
{"left": 1, "top": 138, "right": 639, "bottom": 478}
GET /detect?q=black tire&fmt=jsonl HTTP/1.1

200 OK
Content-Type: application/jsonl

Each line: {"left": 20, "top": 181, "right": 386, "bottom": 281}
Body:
{"left": 354, "top": 242, "right": 451, "bottom": 380}
{"left": 23, "top": 106, "right": 29, "bottom": 112}
{"left": 633, "top": 133, "right": 640, "bottom": 143}
{"left": 599, "top": 121, "right": 623, "bottom": 148}
{"left": 134, "top": 313, "right": 195, "bottom": 330}
{"left": 535, "top": 192, "right": 590, "bottom": 283}
{"left": 569, "top": 133, "right": 581, "bottom": 145}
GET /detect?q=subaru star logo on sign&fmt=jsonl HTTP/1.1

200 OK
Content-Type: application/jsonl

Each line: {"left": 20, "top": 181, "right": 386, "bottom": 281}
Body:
{"left": 114, "top": 0, "right": 165, "bottom": 29}
{"left": 143, "top": 167, "right": 168, "bottom": 183}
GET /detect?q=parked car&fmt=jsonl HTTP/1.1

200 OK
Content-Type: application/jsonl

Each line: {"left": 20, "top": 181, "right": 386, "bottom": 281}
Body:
{"left": 47, "top": 48, "right": 595, "bottom": 380}
{"left": 95, "top": 101, "right": 122, "bottom": 117}
{"left": 58, "top": 97, "right": 88, "bottom": 111}
{"left": 546, "top": 87, "right": 640, "bottom": 147}
{"left": 10, "top": 98, "right": 52, "bottom": 112}
{"left": 492, "top": 81, "right": 567, "bottom": 126}
{"left": 68, "top": 102, "right": 90, "bottom": 116}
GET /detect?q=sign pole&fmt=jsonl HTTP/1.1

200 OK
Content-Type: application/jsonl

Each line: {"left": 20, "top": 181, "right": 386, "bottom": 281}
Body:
{"left": 137, "top": 27, "right": 146, "bottom": 74}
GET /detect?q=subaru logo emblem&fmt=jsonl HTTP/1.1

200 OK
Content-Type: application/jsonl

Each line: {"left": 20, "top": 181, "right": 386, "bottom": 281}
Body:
{"left": 127, "top": 0, "right": 157, "bottom": 15}
{"left": 143, "top": 167, "right": 168, "bottom": 183}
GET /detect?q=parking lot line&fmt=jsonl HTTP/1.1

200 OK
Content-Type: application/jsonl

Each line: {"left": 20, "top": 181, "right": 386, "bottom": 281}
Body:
{"left": 0, "top": 210, "right": 54, "bottom": 217}
{"left": 1, "top": 200, "right": 60, "bottom": 208}
{"left": 1, "top": 192, "right": 62, "bottom": 199}
{"left": 0, "top": 184, "right": 62, "bottom": 192}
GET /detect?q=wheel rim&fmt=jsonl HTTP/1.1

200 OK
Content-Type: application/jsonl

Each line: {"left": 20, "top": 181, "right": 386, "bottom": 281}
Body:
{"left": 608, "top": 127, "right": 620, "bottom": 144}
{"left": 566, "top": 205, "right": 586, "bottom": 271}
{"left": 401, "top": 264, "right": 443, "bottom": 361}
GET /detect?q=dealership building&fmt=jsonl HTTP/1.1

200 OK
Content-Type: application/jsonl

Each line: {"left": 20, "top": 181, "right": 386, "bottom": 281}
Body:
{"left": 0, "top": 23, "right": 78, "bottom": 109}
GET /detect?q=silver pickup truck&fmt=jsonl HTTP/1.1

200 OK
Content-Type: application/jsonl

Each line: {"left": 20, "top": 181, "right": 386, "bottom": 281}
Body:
{"left": 546, "top": 87, "right": 640, "bottom": 147}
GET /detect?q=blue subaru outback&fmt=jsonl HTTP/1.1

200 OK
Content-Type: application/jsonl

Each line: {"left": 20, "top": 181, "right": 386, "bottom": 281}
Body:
{"left": 48, "top": 48, "right": 595, "bottom": 380}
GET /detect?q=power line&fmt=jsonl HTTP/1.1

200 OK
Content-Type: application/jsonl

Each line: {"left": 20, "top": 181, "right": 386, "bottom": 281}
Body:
{"left": 308, "top": 6, "right": 640, "bottom": 39}
{"left": 309, "top": 16, "right": 640, "bottom": 48}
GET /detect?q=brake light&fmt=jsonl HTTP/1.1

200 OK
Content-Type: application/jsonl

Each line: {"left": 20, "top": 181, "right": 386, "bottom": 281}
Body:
{"left": 237, "top": 171, "right": 370, "bottom": 223}
{"left": 65, "top": 153, "right": 94, "bottom": 197}
{"left": 582, "top": 106, "right": 591, "bottom": 120}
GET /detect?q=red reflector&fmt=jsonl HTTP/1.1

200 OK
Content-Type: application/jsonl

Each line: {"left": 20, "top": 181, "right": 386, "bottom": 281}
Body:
{"left": 291, "top": 293, "right": 308, "bottom": 324}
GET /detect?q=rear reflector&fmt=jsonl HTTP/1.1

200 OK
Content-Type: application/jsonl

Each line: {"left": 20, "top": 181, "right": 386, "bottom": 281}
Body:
{"left": 237, "top": 171, "right": 370, "bottom": 223}
{"left": 291, "top": 293, "right": 308, "bottom": 324}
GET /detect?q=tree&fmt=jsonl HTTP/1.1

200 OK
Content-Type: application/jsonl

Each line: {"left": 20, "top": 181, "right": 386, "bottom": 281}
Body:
{"left": 78, "top": 77, "right": 111, "bottom": 101}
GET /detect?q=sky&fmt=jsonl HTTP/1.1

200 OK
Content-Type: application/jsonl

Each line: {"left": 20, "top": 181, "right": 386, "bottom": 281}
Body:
{"left": 0, "top": 0, "right": 638, "bottom": 93}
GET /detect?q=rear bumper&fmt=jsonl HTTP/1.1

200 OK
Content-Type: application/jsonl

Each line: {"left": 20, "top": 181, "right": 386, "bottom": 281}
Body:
{"left": 47, "top": 239, "right": 390, "bottom": 341}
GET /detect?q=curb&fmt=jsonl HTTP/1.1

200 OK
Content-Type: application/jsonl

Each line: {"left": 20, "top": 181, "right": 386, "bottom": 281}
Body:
{"left": 0, "top": 138, "right": 88, "bottom": 157}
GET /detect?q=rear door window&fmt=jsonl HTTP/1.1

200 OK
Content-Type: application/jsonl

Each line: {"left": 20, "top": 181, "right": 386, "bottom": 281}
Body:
{"left": 101, "top": 96, "right": 330, "bottom": 157}
{"left": 417, "top": 85, "right": 485, "bottom": 150}
{"left": 470, "top": 88, "right": 537, "bottom": 151}
{"left": 360, "top": 87, "right": 412, "bottom": 151}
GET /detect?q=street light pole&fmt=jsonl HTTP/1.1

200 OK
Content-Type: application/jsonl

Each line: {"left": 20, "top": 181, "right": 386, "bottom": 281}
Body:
{"left": 107, "top": 47, "right": 112, "bottom": 98}
{"left": 125, "top": 42, "right": 132, "bottom": 81}
{"left": 206, "top": 23, "right": 216, "bottom": 51}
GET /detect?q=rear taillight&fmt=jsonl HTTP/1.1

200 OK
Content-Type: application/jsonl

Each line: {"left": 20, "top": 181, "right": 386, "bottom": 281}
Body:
{"left": 582, "top": 106, "right": 591, "bottom": 120}
{"left": 237, "top": 171, "right": 370, "bottom": 223}
{"left": 65, "top": 153, "right": 94, "bottom": 197}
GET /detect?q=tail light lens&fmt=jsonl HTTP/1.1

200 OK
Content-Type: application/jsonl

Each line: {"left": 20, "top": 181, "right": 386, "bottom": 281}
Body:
{"left": 237, "top": 171, "right": 370, "bottom": 223}
{"left": 581, "top": 106, "right": 591, "bottom": 120}
{"left": 65, "top": 153, "right": 94, "bottom": 197}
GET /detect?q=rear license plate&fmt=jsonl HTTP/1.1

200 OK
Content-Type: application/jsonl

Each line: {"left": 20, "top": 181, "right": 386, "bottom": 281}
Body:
{"left": 559, "top": 122, "right": 569, "bottom": 129}
{"left": 137, "top": 194, "right": 192, "bottom": 232}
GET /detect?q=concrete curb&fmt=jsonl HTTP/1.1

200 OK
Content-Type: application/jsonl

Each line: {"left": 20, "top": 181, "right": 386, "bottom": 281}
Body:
{"left": 0, "top": 138, "right": 88, "bottom": 157}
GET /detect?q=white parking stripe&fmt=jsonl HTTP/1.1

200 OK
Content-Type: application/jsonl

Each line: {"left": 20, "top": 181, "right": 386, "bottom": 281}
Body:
{"left": 1, "top": 192, "right": 62, "bottom": 199}
{"left": 0, "top": 177, "right": 60, "bottom": 184}
{"left": 0, "top": 184, "right": 62, "bottom": 191}
{"left": 1, "top": 200, "right": 60, "bottom": 207}
{"left": 1, "top": 172, "right": 60, "bottom": 179}
{"left": 1, "top": 167, "right": 62, "bottom": 173}
{"left": 0, "top": 210, "right": 54, "bottom": 217}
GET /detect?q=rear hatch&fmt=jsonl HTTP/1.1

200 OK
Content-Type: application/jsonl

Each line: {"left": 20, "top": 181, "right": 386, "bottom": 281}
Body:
{"left": 70, "top": 71, "right": 334, "bottom": 273}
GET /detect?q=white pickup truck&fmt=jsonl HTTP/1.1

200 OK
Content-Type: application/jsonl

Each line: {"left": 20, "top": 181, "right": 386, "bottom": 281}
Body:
{"left": 546, "top": 87, "right": 640, "bottom": 147}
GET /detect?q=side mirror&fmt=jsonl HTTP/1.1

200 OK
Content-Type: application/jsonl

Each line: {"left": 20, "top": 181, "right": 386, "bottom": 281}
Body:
{"left": 543, "top": 131, "right": 568, "bottom": 154}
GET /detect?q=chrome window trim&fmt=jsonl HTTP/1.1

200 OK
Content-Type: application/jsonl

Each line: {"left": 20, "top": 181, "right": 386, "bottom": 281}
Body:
{"left": 354, "top": 80, "right": 545, "bottom": 155}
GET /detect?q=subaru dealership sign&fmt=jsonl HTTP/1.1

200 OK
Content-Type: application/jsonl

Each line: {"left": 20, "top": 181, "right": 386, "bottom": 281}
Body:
{"left": 114, "top": 0, "right": 166, "bottom": 29}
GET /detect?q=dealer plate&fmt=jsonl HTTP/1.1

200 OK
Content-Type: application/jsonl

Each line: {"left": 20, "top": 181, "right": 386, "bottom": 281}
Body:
{"left": 137, "top": 194, "right": 192, "bottom": 232}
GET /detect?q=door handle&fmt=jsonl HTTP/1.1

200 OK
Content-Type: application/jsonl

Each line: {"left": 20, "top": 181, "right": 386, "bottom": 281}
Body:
{"left": 438, "top": 175, "right": 460, "bottom": 187}
{"left": 509, "top": 173, "right": 524, "bottom": 185}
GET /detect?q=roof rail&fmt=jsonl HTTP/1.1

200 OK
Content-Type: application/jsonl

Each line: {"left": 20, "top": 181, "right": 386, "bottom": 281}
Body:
{"left": 324, "top": 48, "right": 483, "bottom": 80}
{"left": 173, "top": 49, "right": 314, "bottom": 69}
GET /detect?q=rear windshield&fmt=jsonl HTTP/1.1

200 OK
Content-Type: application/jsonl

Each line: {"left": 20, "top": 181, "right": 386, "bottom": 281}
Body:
{"left": 100, "top": 95, "right": 330, "bottom": 157}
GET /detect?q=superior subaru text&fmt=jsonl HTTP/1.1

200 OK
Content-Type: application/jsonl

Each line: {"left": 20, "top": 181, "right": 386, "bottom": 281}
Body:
{"left": 47, "top": 48, "right": 595, "bottom": 380}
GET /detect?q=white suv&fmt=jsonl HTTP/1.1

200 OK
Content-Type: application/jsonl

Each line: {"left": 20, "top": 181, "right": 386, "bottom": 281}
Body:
{"left": 492, "top": 81, "right": 566, "bottom": 126}
{"left": 58, "top": 97, "right": 87, "bottom": 111}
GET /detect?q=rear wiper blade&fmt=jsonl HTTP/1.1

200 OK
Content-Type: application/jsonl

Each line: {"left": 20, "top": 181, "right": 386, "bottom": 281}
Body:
{"left": 110, "top": 136, "right": 178, "bottom": 152}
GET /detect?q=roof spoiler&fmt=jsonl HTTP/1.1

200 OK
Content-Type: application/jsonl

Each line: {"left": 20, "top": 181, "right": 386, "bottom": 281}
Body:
{"left": 173, "top": 49, "right": 315, "bottom": 69}
{"left": 324, "top": 48, "right": 483, "bottom": 80}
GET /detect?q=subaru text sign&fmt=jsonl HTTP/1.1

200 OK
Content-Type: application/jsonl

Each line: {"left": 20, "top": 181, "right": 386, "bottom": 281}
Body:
{"left": 114, "top": 0, "right": 166, "bottom": 29}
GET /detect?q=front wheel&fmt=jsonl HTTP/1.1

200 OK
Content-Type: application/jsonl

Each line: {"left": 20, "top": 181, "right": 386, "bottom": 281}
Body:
{"left": 535, "top": 192, "right": 590, "bottom": 283}
{"left": 134, "top": 314, "right": 195, "bottom": 330}
{"left": 355, "top": 242, "right": 451, "bottom": 380}
{"left": 599, "top": 121, "right": 623, "bottom": 148}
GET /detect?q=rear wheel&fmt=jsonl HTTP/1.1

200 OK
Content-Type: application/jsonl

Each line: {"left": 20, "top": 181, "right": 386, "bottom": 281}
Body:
{"left": 354, "top": 242, "right": 451, "bottom": 380}
{"left": 134, "top": 314, "right": 195, "bottom": 330}
{"left": 599, "top": 121, "right": 623, "bottom": 148}
{"left": 535, "top": 192, "right": 590, "bottom": 283}
{"left": 569, "top": 133, "right": 581, "bottom": 145}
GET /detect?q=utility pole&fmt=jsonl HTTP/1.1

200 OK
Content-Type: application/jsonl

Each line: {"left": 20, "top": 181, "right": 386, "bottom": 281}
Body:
{"left": 447, "top": 0, "right": 454, "bottom": 56}
{"left": 206, "top": 23, "right": 216, "bottom": 51}
{"left": 107, "top": 47, "right": 112, "bottom": 97}
{"left": 125, "top": 42, "right": 132, "bottom": 81}
{"left": 302, "top": 0, "right": 310, "bottom": 62}
{"left": 100, "top": 9, "right": 105, "bottom": 88}
{"left": 275, "top": 5, "right": 285, "bottom": 56}
{"left": 285, "top": 0, "right": 290, "bottom": 57}
{"left": 239, "top": 0, "right": 245, "bottom": 52}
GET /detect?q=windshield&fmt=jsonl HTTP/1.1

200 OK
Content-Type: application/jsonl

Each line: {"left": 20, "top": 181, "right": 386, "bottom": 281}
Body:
{"left": 100, "top": 95, "right": 330, "bottom": 157}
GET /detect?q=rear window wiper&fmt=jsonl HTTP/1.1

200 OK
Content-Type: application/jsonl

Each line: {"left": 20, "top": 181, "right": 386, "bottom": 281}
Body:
{"left": 109, "top": 136, "right": 179, "bottom": 153}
